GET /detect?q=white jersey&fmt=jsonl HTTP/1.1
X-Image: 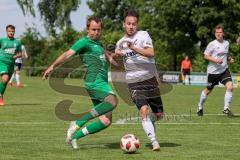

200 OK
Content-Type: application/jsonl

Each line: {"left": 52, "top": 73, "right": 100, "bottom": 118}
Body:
{"left": 15, "top": 45, "right": 27, "bottom": 64}
{"left": 15, "top": 57, "right": 22, "bottom": 63}
{"left": 204, "top": 39, "right": 229, "bottom": 74}
{"left": 116, "top": 31, "right": 157, "bottom": 83}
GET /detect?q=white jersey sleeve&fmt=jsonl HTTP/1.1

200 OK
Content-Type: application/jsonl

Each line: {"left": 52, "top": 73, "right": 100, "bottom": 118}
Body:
{"left": 142, "top": 31, "right": 153, "bottom": 48}
{"left": 204, "top": 43, "right": 214, "bottom": 56}
{"left": 21, "top": 45, "right": 28, "bottom": 59}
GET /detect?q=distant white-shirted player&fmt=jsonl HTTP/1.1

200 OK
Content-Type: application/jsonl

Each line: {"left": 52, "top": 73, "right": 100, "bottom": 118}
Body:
{"left": 197, "top": 25, "right": 234, "bottom": 116}
{"left": 9, "top": 45, "right": 28, "bottom": 87}
{"left": 115, "top": 10, "right": 164, "bottom": 151}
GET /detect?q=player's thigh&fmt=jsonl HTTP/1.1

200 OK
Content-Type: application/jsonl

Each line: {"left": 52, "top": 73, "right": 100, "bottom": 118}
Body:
{"left": 220, "top": 69, "right": 233, "bottom": 90}
{"left": 87, "top": 82, "right": 116, "bottom": 104}
{"left": 206, "top": 73, "right": 220, "bottom": 90}
{"left": 15, "top": 63, "right": 22, "bottom": 73}
{"left": 0, "top": 65, "right": 13, "bottom": 82}
{"left": 148, "top": 96, "right": 164, "bottom": 113}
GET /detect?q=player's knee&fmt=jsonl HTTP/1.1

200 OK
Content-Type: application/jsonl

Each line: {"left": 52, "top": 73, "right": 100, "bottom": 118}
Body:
{"left": 204, "top": 88, "right": 211, "bottom": 95}
{"left": 1, "top": 75, "right": 9, "bottom": 83}
{"left": 226, "top": 82, "right": 233, "bottom": 91}
{"left": 99, "top": 115, "right": 112, "bottom": 126}
{"left": 104, "top": 94, "right": 118, "bottom": 108}
{"left": 140, "top": 105, "right": 149, "bottom": 118}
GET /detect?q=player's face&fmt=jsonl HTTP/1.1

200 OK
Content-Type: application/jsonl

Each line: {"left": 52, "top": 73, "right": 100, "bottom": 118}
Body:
{"left": 215, "top": 28, "right": 224, "bottom": 42}
{"left": 7, "top": 28, "right": 15, "bottom": 39}
{"left": 87, "top": 21, "right": 102, "bottom": 40}
{"left": 123, "top": 16, "right": 137, "bottom": 36}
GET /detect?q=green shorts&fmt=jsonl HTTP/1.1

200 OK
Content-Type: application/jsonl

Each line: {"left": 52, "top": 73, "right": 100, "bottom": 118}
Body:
{"left": 0, "top": 61, "right": 14, "bottom": 76}
{"left": 85, "top": 81, "right": 116, "bottom": 104}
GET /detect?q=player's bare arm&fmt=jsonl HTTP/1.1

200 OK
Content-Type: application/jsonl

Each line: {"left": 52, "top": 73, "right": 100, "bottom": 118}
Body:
{"left": 22, "top": 50, "right": 28, "bottom": 59}
{"left": 105, "top": 50, "right": 119, "bottom": 66}
{"left": 128, "top": 42, "right": 155, "bottom": 57}
{"left": 204, "top": 54, "right": 223, "bottom": 64}
{"left": 42, "top": 49, "right": 75, "bottom": 80}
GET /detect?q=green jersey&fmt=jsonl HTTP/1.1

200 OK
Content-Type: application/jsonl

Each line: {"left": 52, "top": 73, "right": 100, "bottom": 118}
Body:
{"left": 71, "top": 36, "right": 109, "bottom": 85}
{"left": 0, "top": 38, "right": 22, "bottom": 64}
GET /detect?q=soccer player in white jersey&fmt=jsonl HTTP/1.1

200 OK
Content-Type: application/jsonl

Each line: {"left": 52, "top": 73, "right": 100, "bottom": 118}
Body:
{"left": 9, "top": 45, "right": 28, "bottom": 87}
{"left": 115, "top": 10, "right": 164, "bottom": 151}
{"left": 197, "top": 25, "right": 234, "bottom": 116}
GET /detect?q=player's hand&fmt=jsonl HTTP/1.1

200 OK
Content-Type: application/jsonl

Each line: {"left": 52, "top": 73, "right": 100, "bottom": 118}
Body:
{"left": 105, "top": 51, "right": 119, "bottom": 67}
{"left": 215, "top": 58, "right": 223, "bottom": 64}
{"left": 42, "top": 65, "right": 54, "bottom": 80}
{"left": 13, "top": 55, "right": 18, "bottom": 59}
{"left": 115, "top": 49, "right": 124, "bottom": 57}
{"left": 127, "top": 41, "right": 134, "bottom": 50}
{"left": 13, "top": 53, "right": 21, "bottom": 59}
{"left": 229, "top": 57, "right": 234, "bottom": 64}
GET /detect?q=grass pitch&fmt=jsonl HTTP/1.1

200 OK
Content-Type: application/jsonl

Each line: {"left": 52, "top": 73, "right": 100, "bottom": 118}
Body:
{"left": 0, "top": 75, "right": 240, "bottom": 160}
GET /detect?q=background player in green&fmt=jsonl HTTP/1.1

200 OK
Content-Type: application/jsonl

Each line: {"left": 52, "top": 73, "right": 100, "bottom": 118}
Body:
{"left": 43, "top": 16, "right": 118, "bottom": 149}
{"left": 0, "top": 25, "right": 22, "bottom": 106}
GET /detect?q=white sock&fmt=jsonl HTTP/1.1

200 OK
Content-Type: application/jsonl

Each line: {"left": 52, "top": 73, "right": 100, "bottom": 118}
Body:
{"left": 141, "top": 117, "right": 157, "bottom": 144}
{"left": 198, "top": 91, "right": 207, "bottom": 110}
{"left": 16, "top": 74, "right": 20, "bottom": 85}
{"left": 224, "top": 91, "right": 233, "bottom": 110}
{"left": 9, "top": 74, "right": 15, "bottom": 83}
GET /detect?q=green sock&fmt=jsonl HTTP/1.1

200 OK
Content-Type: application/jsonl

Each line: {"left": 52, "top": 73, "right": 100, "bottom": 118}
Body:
{"left": 73, "top": 119, "right": 108, "bottom": 140}
{"left": 76, "top": 102, "right": 114, "bottom": 127}
{"left": 0, "top": 82, "right": 7, "bottom": 95}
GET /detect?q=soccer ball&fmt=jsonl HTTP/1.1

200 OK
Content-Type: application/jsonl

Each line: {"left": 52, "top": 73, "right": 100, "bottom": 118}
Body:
{"left": 120, "top": 134, "right": 140, "bottom": 153}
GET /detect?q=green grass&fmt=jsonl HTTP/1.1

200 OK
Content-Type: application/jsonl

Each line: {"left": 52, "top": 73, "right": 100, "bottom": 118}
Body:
{"left": 0, "top": 75, "right": 240, "bottom": 160}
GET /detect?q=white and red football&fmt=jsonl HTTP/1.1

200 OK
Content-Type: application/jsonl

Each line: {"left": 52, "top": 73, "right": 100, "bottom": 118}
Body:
{"left": 120, "top": 134, "right": 140, "bottom": 153}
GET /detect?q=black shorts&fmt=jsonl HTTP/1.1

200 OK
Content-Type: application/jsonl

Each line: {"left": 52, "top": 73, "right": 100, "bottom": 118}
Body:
{"left": 14, "top": 63, "right": 22, "bottom": 70}
{"left": 128, "top": 77, "right": 163, "bottom": 113}
{"left": 207, "top": 69, "right": 232, "bottom": 90}
{"left": 182, "top": 69, "right": 191, "bottom": 75}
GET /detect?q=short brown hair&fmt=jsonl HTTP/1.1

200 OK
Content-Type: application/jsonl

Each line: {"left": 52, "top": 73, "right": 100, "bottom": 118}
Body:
{"left": 215, "top": 24, "right": 224, "bottom": 32}
{"left": 6, "top": 25, "right": 15, "bottom": 30}
{"left": 86, "top": 16, "right": 103, "bottom": 29}
{"left": 124, "top": 9, "right": 139, "bottom": 22}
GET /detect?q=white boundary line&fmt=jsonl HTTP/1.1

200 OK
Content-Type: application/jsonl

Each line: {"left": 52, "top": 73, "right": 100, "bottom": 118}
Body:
{"left": 113, "top": 122, "right": 240, "bottom": 125}
{"left": 114, "top": 116, "right": 240, "bottom": 125}
{"left": 0, "top": 121, "right": 239, "bottom": 125}
{"left": 0, "top": 122, "right": 56, "bottom": 125}
{"left": 0, "top": 122, "right": 239, "bottom": 125}
{"left": 0, "top": 114, "right": 239, "bottom": 125}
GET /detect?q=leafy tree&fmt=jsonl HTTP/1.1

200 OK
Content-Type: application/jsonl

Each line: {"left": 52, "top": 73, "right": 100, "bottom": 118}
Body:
{"left": 16, "top": 0, "right": 35, "bottom": 16}
{"left": 88, "top": 0, "right": 240, "bottom": 72}
{"left": 17, "top": 0, "right": 81, "bottom": 36}
{"left": 18, "top": 0, "right": 240, "bottom": 73}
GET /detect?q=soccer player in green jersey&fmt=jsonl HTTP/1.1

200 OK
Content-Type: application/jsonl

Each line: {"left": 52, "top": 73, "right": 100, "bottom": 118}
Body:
{"left": 43, "top": 16, "right": 118, "bottom": 149}
{"left": 0, "top": 25, "right": 22, "bottom": 105}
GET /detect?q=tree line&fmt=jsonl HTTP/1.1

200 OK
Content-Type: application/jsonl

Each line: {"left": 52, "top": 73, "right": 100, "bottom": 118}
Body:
{"left": 18, "top": 0, "right": 240, "bottom": 75}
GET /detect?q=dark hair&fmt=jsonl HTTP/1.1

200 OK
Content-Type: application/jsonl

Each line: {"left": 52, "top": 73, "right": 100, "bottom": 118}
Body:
{"left": 6, "top": 25, "right": 15, "bottom": 30}
{"left": 123, "top": 9, "right": 139, "bottom": 22}
{"left": 215, "top": 24, "right": 224, "bottom": 32}
{"left": 86, "top": 16, "right": 103, "bottom": 29}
